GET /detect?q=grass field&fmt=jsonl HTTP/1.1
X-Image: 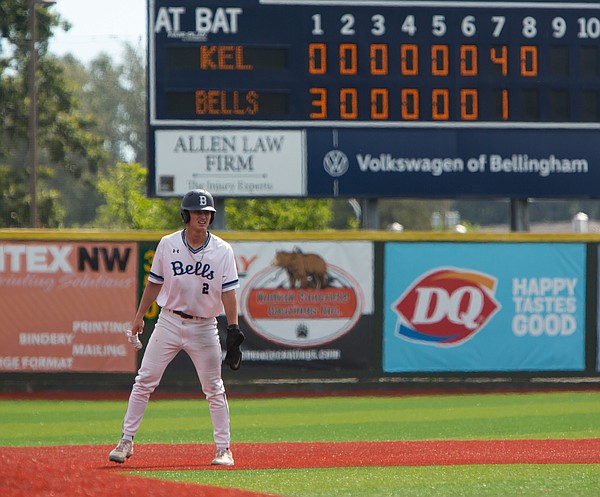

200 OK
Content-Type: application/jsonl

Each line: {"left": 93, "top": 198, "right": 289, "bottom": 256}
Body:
{"left": 2, "top": 391, "right": 600, "bottom": 496}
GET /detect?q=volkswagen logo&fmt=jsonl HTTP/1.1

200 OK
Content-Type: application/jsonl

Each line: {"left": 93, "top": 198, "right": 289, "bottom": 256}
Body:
{"left": 323, "top": 150, "right": 349, "bottom": 178}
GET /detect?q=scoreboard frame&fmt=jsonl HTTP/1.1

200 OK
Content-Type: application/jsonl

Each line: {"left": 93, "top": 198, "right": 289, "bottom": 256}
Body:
{"left": 147, "top": 0, "right": 600, "bottom": 199}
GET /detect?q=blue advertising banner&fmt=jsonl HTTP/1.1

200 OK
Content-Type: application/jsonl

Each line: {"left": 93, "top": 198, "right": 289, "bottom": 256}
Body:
{"left": 308, "top": 129, "right": 600, "bottom": 198}
{"left": 383, "top": 243, "right": 585, "bottom": 373}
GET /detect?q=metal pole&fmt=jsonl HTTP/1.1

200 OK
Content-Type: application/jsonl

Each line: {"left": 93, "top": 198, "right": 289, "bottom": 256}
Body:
{"left": 212, "top": 198, "right": 226, "bottom": 230}
{"left": 28, "top": 0, "right": 39, "bottom": 228}
{"left": 510, "top": 198, "right": 530, "bottom": 232}
{"left": 361, "top": 198, "right": 380, "bottom": 229}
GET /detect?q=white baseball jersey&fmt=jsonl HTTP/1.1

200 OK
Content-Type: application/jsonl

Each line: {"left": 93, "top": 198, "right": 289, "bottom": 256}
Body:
{"left": 148, "top": 230, "right": 239, "bottom": 318}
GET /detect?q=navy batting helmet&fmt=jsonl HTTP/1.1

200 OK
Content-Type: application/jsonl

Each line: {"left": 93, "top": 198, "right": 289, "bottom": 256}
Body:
{"left": 180, "top": 189, "right": 216, "bottom": 224}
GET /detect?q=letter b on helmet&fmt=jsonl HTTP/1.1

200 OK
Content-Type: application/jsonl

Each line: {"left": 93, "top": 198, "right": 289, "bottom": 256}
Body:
{"left": 180, "top": 189, "right": 216, "bottom": 224}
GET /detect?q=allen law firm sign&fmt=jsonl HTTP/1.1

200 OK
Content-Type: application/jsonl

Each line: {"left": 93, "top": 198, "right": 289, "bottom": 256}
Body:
{"left": 153, "top": 130, "right": 306, "bottom": 197}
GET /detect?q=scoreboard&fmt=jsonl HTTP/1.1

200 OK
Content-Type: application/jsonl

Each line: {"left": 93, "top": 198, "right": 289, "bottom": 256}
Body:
{"left": 148, "top": 0, "right": 600, "bottom": 198}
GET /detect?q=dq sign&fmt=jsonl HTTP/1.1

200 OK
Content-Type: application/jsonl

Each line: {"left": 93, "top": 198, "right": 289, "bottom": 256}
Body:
{"left": 384, "top": 243, "right": 585, "bottom": 373}
{"left": 392, "top": 268, "right": 501, "bottom": 346}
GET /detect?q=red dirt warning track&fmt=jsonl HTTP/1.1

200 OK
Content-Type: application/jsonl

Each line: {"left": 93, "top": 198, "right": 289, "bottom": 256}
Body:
{"left": 2, "top": 439, "right": 600, "bottom": 497}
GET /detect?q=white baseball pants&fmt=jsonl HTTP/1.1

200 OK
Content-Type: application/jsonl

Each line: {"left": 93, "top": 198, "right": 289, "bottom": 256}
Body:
{"left": 121, "top": 310, "right": 230, "bottom": 448}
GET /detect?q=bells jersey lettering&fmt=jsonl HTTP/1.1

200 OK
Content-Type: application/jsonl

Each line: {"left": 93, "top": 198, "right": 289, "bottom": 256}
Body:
{"left": 171, "top": 260, "right": 215, "bottom": 279}
{"left": 148, "top": 230, "right": 239, "bottom": 317}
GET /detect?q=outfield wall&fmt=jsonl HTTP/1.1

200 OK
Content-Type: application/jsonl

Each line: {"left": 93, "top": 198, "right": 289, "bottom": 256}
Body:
{"left": 1, "top": 230, "right": 598, "bottom": 392}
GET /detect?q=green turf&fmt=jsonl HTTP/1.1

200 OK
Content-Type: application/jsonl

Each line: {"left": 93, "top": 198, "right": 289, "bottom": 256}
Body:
{"left": 1, "top": 391, "right": 600, "bottom": 496}
{"left": 141, "top": 465, "right": 600, "bottom": 497}
{"left": 3, "top": 391, "right": 599, "bottom": 446}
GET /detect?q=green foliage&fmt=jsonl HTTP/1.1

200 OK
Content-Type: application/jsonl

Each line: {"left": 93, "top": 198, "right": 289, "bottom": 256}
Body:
{"left": 0, "top": 164, "right": 65, "bottom": 227}
{"left": 329, "top": 199, "right": 361, "bottom": 229}
{"left": 51, "top": 48, "right": 147, "bottom": 226}
{"left": 93, "top": 163, "right": 338, "bottom": 232}
{"left": 225, "top": 198, "right": 333, "bottom": 230}
{"left": 63, "top": 49, "right": 146, "bottom": 165}
{"left": 0, "top": 0, "right": 108, "bottom": 227}
{"left": 0, "top": 165, "right": 30, "bottom": 227}
{"left": 0, "top": 0, "right": 106, "bottom": 173}
{"left": 93, "top": 162, "right": 180, "bottom": 229}
{"left": 458, "top": 220, "right": 480, "bottom": 232}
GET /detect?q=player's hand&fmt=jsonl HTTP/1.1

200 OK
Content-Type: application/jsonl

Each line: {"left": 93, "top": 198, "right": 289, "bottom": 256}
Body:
{"left": 131, "top": 317, "right": 145, "bottom": 335}
{"left": 224, "top": 324, "right": 245, "bottom": 371}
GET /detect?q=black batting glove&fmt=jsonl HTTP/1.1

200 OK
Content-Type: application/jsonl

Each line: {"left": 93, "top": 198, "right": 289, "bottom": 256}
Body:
{"left": 224, "top": 324, "right": 245, "bottom": 371}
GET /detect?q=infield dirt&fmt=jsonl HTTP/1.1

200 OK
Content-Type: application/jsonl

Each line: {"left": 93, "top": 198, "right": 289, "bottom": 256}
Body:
{"left": 2, "top": 439, "right": 600, "bottom": 497}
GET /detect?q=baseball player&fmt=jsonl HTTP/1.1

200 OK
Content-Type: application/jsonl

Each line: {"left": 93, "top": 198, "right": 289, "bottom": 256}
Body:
{"left": 109, "top": 189, "right": 245, "bottom": 466}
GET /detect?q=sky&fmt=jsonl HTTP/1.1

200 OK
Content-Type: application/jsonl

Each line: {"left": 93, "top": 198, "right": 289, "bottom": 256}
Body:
{"left": 49, "top": 0, "right": 147, "bottom": 63}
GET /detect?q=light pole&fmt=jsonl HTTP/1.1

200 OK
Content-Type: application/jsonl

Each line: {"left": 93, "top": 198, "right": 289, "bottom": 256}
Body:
{"left": 28, "top": 0, "right": 55, "bottom": 228}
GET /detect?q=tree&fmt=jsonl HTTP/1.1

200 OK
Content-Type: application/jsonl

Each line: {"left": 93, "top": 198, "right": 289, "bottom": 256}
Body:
{"left": 0, "top": 0, "right": 108, "bottom": 227}
{"left": 225, "top": 199, "right": 333, "bottom": 230}
{"left": 53, "top": 44, "right": 148, "bottom": 226}
{"left": 119, "top": 44, "right": 147, "bottom": 166}
{"left": 92, "top": 161, "right": 337, "bottom": 231}
{"left": 60, "top": 46, "right": 146, "bottom": 165}
{"left": 93, "top": 162, "right": 180, "bottom": 230}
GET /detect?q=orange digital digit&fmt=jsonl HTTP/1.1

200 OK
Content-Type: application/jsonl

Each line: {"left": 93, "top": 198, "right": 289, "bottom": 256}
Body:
{"left": 340, "top": 43, "right": 358, "bottom": 75}
{"left": 371, "top": 88, "right": 389, "bottom": 119}
{"left": 370, "top": 44, "right": 388, "bottom": 75}
{"left": 431, "top": 45, "right": 449, "bottom": 76}
{"left": 432, "top": 89, "right": 449, "bottom": 120}
{"left": 460, "top": 89, "right": 478, "bottom": 120}
{"left": 308, "top": 43, "right": 327, "bottom": 74}
{"left": 520, "top": 46, "right": 538, "bottom": 76}
{"left": 490, "top": 46, "right": 508, "bottom": 76}
{"left": 502, "top": 89, "right": 509, "bottom": 120}
{"left": 309, "top": 87, "right": 327, "bottom": 119}
{"left": 400, "top": 44, "right": 419, "bottom": 76}
{"left": 401, "top": 88, "right": 419, "bottom": 120}
{"left": 460, "top": 45, "right": 478, "bottom": 76}
{"left": 340, "top": 88, "right": 358, "bottom": 119}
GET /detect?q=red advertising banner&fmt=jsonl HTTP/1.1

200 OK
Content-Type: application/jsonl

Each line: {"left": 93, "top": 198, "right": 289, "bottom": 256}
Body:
{"left": 0, "top": 242, "right": 138, "bottom": 372}
{"left": 234, "top": 241, "right": 374, "bottom": 369}
{"left": 245, "top": 287, "right": 359, "bottom": 320}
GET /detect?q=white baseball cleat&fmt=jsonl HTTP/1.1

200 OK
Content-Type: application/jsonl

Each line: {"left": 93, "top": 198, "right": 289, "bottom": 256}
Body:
{"left": 108, "top": 439, "right": 133, "bottom": 463}
{"left": 211, "top": 447, "right": 234, "bottom": 466}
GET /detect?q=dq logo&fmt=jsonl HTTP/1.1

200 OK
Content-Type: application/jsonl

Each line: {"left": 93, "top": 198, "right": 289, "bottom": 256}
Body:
{"left": 392, "top": 268, "right": 501, "bottom": 346}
